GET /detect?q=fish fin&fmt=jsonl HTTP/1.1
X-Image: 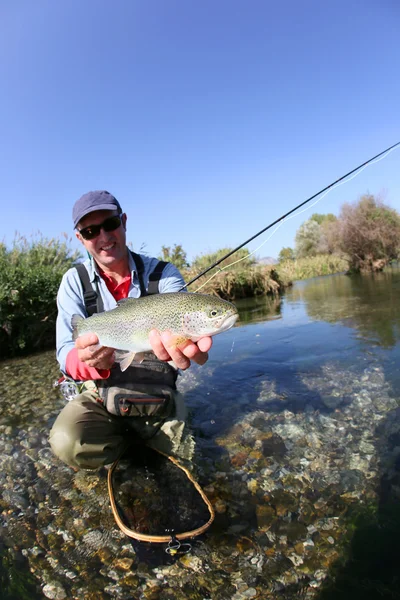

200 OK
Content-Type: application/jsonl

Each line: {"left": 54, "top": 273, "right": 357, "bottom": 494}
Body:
{"left": 134, "top": 352, "right": 147, "bottom": 364}
{"left": 115, "top": 350, "right": 146, "bottom": 371}
{"left": 71, "top": 314, "right": 84, "bottom": 341}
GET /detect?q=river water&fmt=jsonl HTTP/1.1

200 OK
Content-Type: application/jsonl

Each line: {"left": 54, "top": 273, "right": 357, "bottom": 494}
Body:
{"left": 1, "top": 270, "right": 400, "bottom": 599}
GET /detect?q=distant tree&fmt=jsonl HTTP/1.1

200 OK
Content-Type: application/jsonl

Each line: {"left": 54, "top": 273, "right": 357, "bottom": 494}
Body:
{"left": 295, "top": 219, "right": 321, "bottom": 257}
{"left": 337, "top": 194, "right": 400, "bottom": 272}
{"left": 310, "top": 213, "right": 337, "bottom": 225}
{"left": 159, "top": 244, "right": 189, "bottom": 270}
{"left": 317, "top": 218, "right": 341, "bottom": 255}
{"left": 191, "top": 247, "right": 254, "bottom": 272}
{"left": 278, "top": 247, "right": 295, "bottom": 262}
{"left": 295, "top": 214, "right": 341, "bottom": 257}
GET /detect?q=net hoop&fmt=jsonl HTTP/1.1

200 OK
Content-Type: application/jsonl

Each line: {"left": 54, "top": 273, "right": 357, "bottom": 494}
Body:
{"left": 107, "top": 448, "right": 215, "bottom": 543}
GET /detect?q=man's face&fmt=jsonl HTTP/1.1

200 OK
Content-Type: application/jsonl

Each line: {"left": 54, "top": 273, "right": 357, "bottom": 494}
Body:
{"left": 76, "top": 209, "right": 128, "bottom": 269}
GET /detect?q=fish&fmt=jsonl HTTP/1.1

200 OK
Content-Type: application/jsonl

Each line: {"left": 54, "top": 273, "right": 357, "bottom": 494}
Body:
{"left": 71, "top": 292, "right": 239, "bottom": 371}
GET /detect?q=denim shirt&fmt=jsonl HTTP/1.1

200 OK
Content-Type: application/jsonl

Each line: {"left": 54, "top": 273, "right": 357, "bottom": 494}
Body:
{"left": 56, "top": 252, "right": 186, "bottom": 373}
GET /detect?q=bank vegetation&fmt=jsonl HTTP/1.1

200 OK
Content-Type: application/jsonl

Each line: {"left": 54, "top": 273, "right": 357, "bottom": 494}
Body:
{"left": 1, "top": 194, "right": 399, "bottom": 358}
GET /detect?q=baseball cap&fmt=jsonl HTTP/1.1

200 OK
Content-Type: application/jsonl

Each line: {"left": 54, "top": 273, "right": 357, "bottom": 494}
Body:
{"left": 72, "top": 190, "right": 122, "bottom": 228}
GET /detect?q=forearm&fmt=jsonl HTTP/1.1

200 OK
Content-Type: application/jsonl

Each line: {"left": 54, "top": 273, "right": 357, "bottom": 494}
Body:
{"left": 65, "top": 348, "right": 110, "bottom": 381}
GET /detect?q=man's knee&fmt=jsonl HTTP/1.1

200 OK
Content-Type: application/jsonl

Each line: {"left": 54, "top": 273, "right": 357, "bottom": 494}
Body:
{"left": 49, "top": 427, "right": 78, "bottom": 468}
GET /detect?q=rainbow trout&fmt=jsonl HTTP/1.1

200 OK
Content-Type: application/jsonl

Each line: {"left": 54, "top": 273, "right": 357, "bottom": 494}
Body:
{"left": 72, "top": 292, "right": 238, "bottom": 370}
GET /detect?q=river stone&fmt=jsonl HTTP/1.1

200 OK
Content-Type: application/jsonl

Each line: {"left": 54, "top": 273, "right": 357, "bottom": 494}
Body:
{"left": 260, "top": 434, "right": 287, "bottom": 457}
{"left": 321, "top": 394, "right": 344, "bottom": 408}
{"left": 42, "top": 582, "right": 67, "bottom": 599}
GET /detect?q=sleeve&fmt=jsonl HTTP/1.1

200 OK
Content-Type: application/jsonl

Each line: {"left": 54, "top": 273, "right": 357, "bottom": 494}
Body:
{"left": 65, "top": 348, "right": 110, "bottom": 381}
{"left": 157, "top": 262, "right": 187, "bottom": 293}
{"left": 56, "top": 268, "right": 109, "bottom": 380}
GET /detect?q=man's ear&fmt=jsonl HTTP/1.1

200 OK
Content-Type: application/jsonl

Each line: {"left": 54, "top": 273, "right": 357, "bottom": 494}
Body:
{"left": 122, "top": 213, "right": 127, "bottom": 229}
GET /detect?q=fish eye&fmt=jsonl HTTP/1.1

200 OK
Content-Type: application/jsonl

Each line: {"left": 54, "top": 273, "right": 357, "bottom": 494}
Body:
{"left": 210, "top": 309, "right": 219, "bottom": 317}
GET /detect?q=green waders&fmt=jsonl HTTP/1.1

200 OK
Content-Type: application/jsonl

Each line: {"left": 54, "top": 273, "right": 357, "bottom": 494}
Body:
{"left": 49, "top": 381, "right": 193, "bottom": 470}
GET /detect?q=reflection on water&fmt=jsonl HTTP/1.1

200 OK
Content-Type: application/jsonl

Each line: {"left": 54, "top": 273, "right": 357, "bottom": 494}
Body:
{"left": 1, "top": 270, "right": 400, "bottom": 599}
{"left": 286, "top": 268, "right": 400, "bottom": 348}
{"left": 235, "top": 294, "right": 282, "bottom": 324}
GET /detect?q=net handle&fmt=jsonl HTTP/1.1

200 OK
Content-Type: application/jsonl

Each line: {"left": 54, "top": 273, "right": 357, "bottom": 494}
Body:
{"left": 107, "top": 447, "right": 215, "bottom": 543}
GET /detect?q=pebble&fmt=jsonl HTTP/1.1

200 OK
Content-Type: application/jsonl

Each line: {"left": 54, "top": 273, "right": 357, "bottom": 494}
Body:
{"left": 42, "top": 583, "right": 67, "bottom": 599}
{"left": 0, "top": 346, "right": 399, "bottom": 600}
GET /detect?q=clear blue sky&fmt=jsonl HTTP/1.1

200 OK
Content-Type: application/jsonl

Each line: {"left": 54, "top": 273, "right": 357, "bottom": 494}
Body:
{"left": 1, "top": 0, "right": 399, "bottom": 262}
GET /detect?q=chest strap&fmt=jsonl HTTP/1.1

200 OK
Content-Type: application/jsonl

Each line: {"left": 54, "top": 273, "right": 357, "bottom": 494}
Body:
{"left": 75, "top": 263, "right": 104, "bottom": 316}
{"left": 75, "top": 252, "right": 168, "bottom": 316}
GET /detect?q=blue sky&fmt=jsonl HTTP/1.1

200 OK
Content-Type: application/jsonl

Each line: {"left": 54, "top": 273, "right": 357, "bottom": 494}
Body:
{"left": 1, "top": 0, "right": 399, "bottom": 263}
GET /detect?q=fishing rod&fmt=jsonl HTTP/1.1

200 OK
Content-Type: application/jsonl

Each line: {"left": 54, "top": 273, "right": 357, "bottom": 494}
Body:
{"left": 181, "top": 140, "right": 400, "bottom": 291}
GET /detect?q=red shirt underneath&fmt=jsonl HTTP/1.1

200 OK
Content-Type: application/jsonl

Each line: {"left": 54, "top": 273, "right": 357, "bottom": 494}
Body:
{"left": 65, "top": 271, "right": 131, "bottom": 380}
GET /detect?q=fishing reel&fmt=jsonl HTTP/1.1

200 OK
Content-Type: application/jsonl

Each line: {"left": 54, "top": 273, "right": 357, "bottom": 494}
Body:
{"left": 53, "top": 376, "right": 82, "bottom": 402}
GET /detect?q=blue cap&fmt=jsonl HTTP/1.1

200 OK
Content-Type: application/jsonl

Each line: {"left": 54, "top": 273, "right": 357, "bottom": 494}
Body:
{"left": 72, "top": 190, "right": 122, "bottom": 228}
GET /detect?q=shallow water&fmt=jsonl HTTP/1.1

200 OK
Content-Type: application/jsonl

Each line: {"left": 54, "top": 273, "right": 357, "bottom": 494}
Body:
{"left": 1, "top": 269, "right": 400, "bottom": 599}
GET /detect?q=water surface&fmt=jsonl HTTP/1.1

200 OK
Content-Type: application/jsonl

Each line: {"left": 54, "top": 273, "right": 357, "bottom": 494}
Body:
{"left": 1, "top": 269, "right": 400, "bottom": 599}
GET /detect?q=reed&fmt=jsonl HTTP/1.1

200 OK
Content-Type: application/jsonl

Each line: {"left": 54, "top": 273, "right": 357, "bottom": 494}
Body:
{"left": 276, "top": 254, "right": 348, "bottom": 282}
{"left": 182, "top": 264, "right": 283, "bottom": 299}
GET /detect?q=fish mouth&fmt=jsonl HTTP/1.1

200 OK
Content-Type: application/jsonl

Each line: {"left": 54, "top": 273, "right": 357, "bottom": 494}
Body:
{"left": 184, "top": 309, "right": 239, "bottom": 339}
{"left": 217, "top": 312, "right": 239, "bottom": 332}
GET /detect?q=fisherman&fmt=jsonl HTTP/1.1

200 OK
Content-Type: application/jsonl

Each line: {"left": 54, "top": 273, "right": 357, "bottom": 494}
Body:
{"left": 50, "top": 190, "right": 212, "bottom": 470}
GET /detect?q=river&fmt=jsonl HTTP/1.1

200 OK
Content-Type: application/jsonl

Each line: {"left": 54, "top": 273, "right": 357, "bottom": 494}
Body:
{"left": 1, "top": 269, "right": 400, "bottom": 599}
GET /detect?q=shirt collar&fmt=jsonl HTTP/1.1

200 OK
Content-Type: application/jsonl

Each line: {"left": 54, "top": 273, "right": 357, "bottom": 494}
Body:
{"left": 86, "top": 250, "right": 137, "bottom": 283}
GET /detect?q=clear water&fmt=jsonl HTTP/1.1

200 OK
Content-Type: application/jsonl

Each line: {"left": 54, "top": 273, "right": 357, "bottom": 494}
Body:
{"left": 1, "top": 268, "right": 400, "bottom": 599}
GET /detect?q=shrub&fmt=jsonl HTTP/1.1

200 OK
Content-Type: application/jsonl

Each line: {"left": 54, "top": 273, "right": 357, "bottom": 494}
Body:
{"left": 337, "top": 195, "right": 400, "bottom": 272}
{"left": 0, "top": 234, "right": 81, "bottom": 358}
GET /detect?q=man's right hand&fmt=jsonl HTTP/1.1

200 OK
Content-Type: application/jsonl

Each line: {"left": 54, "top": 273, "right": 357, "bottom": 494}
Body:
{"left": 75, "top": 333, "right": 116, "bottom": 370}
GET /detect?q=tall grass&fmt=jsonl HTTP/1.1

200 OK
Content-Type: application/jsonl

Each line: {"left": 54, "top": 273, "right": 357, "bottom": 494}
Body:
{"left": 182, "top": 264, "right": 283, "bottom": 299}
{"left": 276, "top": 254, "right": 348, "bottom": 283}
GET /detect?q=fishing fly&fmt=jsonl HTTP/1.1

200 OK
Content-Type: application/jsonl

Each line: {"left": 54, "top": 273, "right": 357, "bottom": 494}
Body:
{"left": 181, "top": 141, "right": 400, "bottom": 292}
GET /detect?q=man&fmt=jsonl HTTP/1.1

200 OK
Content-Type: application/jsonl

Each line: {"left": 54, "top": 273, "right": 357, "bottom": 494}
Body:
{"left": 50, "top": 190, "right": 212, "bottom": 470}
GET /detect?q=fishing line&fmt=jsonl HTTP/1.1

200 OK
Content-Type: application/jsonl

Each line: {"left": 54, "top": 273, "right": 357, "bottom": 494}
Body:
{"left": 193, "top": 144, "right": 397, "bottom": 292}
{"left": 181, "top": 141, "right": 400, "bottom": 292}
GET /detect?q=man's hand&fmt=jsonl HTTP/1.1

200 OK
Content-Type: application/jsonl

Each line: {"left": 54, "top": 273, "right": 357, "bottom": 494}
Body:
{"left": 149, "top": 330, "right": 212, "bottom": 370}
{"left": 75, "top": 333, "right": 115, "bottom": 370}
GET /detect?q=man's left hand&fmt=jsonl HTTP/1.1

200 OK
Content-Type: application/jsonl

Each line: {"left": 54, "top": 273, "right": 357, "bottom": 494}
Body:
{"left": 149, "top": 330, "right": 212, "bottom": 370}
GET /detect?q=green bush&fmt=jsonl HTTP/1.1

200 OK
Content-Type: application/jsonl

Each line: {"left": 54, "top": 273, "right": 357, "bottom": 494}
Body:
{"left": 0, "top": 234, "right": 81, "bottom": 358}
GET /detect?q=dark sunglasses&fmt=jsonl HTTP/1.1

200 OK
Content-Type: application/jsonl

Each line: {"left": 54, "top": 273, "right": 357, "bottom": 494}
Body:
{"left": 78, "top": 215, "right": 123, "bottom": 240}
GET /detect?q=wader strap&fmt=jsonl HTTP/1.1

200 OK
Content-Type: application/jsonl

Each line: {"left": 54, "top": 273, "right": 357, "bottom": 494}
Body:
{"left": 130, "top": 252, "right": 167, "bottom": 296}
{"left": 76, "top": 253, "right": 168, "bottom": 316}
{"left": 129, "top": 251, "right": 147, "bottom": 297}
{"left": 75, "top": 263, "right": 104, "bottom": 316}
{"left": 148, "top": 261, "right": 168, "bottom": 295}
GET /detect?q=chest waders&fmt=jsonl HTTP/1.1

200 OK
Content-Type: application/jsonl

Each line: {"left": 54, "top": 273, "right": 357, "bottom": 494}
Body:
{"left": 75, "top": 252, "right": 215, "bottom": 546}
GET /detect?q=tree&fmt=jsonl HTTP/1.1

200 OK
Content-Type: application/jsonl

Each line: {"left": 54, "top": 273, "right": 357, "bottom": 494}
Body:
{"left": 191, "top": 247, "right": 255, "bottom": 272}
{"left": 317, "top": 218, "right": 340, "bottom": 255}
{"left": 310, "top": 213, "right": 337, "bottom": 225}
{"left": 159, "top": 244, "right": 189, "bottom": 270}
{"left": 337, "top": 194, "right": 400, "bottom": 272}
{"left": 278, "top": 247, "right": 295, "bottom": 262}
{"left": 295, "top": 219, "right": 321, "bottom": 257}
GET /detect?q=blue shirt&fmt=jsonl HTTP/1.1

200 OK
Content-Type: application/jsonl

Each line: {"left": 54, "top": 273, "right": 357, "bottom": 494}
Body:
{"left": 56, "top": 252, "right": 186, "bottom": 373}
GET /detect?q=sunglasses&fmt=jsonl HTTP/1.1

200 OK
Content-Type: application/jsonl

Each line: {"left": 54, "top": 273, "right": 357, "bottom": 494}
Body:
{"left": 78, "top": 215, "right": 123, "bottom": 240}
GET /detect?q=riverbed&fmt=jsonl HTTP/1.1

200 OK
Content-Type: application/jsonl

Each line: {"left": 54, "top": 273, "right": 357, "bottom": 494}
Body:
{"left": 1, "top": 270, "right": 400, "bottom": 599}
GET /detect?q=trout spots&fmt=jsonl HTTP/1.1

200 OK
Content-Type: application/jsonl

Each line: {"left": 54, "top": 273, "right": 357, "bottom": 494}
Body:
{"left": 169, "top": 335, "right": 190, "bottom": 348}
